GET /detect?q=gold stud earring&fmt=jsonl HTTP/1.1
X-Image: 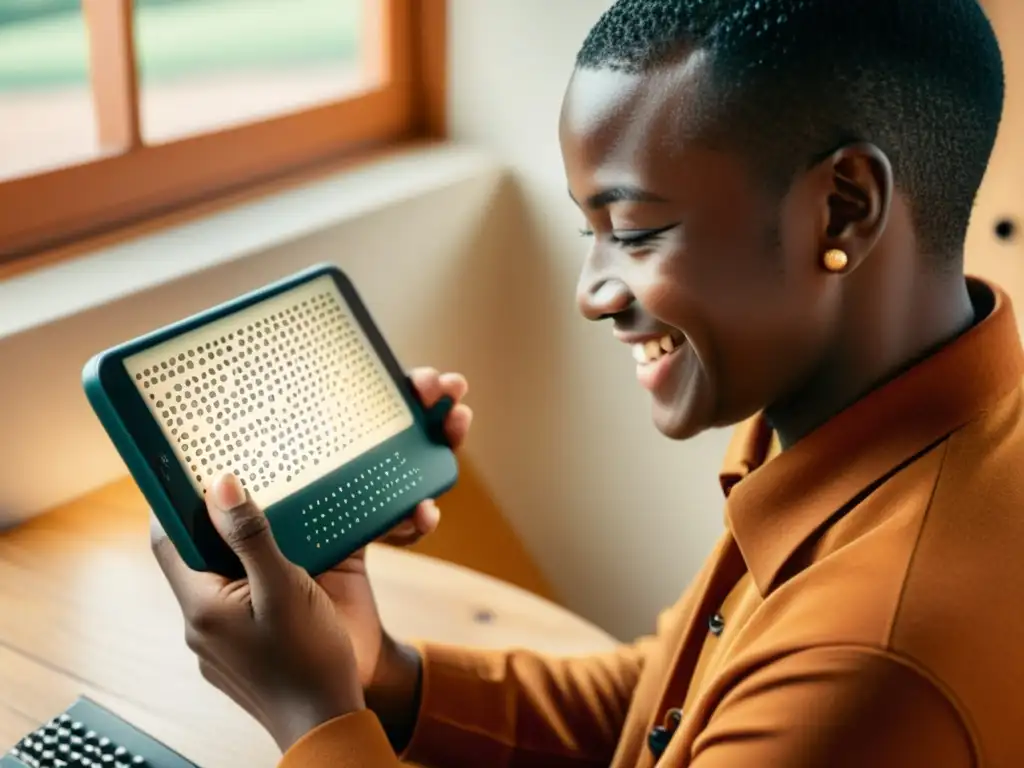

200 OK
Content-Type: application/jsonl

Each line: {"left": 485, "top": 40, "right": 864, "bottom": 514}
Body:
{"left": 822, "top": 249, "right": 849, "bottom": 273}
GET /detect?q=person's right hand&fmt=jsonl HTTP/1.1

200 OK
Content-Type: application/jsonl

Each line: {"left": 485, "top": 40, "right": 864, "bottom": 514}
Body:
{"left": 314, "top": 367, "right": 472, "bottom": 748}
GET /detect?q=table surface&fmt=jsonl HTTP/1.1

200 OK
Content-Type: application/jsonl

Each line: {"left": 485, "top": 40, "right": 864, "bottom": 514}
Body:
{"left": 0, "top": 480, "right": 618, "bottom": 767}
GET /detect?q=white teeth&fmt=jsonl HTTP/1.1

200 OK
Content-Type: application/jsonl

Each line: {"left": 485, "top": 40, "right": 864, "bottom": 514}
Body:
{"left": 632, "top": 334, "right": 680, "bottom": 364}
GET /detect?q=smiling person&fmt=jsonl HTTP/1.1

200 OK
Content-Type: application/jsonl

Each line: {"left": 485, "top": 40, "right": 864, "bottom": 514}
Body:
{"left": 151, "top": 0, "right": 1024, "bottom": 766}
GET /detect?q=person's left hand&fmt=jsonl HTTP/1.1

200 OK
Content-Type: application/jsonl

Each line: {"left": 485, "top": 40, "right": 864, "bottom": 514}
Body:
{"left": 151, "top": 472, "right": 365, "bottom": 752}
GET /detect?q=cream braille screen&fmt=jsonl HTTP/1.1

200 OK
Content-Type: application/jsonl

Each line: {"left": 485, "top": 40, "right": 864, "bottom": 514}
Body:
{"left": 122, "top": 275, "right": 414, "bottom": 509}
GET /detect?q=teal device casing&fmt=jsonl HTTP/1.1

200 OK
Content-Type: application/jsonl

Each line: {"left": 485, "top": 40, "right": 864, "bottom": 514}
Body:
{"left": 82, "top": 263, "right": 458, "bottom": 578}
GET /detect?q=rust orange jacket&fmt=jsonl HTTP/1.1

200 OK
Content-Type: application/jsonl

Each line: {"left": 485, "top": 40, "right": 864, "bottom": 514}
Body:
{"left": 280, "top": 277, "right": 1024, "bottom": 767}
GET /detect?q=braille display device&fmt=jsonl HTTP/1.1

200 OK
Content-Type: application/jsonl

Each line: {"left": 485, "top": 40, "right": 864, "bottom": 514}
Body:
{"left": 2, "top": 696, "right": 198, "bottom": 767}
{"left": 82, "top": 263, "right": 458, "bottom": 577}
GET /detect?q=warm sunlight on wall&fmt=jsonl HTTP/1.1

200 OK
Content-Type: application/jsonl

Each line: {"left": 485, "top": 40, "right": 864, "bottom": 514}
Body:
{"left": 966, "top": 0, "right": 1024, "bottom": 323}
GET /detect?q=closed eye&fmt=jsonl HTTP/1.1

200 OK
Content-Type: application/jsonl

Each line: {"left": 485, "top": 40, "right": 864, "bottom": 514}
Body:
{"left": 578, "top": 223, "right": 678, "bottom": 249}
{"left": 612, "top": 229, "right": 665, "bottom": 247}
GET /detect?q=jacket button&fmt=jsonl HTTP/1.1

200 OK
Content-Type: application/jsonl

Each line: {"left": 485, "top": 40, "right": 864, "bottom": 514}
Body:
{"left": 708, "top": 612, "right": 725, "bottom": 636}
{"left": 648, "top": 725, "right": 671, "bottom": 758}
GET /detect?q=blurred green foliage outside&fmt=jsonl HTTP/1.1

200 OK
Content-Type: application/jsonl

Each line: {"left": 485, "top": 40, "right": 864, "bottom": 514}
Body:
{"left": 0, "top": 0, "right": 361, "bottom": 91}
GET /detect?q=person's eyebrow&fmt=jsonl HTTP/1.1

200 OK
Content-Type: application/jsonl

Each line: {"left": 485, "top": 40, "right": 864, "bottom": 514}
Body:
{"left": 568, "top": 185, "right": 668, "bottom": 210}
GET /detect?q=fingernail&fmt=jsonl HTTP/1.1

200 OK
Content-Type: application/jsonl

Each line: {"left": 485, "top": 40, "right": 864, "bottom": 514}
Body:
{"left": 421, "top": 501, "right": 441, "bottom": 530}
{"left": 212, "top": 473, "right": 247, "bottom": 511}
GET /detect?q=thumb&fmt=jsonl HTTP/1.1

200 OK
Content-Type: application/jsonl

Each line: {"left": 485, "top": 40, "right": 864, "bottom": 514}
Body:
{"left": 208, "top": 473, "right": 292, "bottom": 598}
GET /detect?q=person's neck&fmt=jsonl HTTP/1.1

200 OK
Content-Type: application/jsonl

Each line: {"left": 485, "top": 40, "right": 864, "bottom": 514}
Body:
{"left": 766, "top": 269, "right": 975, "bottom": 450}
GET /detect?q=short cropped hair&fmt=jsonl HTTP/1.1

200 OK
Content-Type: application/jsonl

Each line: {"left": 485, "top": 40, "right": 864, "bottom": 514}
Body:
{"left": 576, "top": 0, "right": 1005, "bottom": 261}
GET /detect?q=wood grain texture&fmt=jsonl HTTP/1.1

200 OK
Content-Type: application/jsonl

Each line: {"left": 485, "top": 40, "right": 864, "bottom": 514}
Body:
{"left": 0, "top": 479, "right": 615, "bottom": 766}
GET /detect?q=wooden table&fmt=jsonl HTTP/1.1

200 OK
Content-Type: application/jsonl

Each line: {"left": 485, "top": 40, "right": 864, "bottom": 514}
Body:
{"left": 0, "top": 482, "right": 617, "bottom": 767}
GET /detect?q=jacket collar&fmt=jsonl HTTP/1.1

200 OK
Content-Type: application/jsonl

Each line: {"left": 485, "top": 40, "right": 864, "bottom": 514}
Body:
{"left": 719, "top": 277, "right": 1024, "bottom": 596}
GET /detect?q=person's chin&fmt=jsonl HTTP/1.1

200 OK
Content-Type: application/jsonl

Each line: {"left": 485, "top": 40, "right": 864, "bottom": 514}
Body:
{"left": 651, "top": 375, "right": 714, "bottom": 439}
{"left": 648, "top": 355, "right": 711, "bottom": 440}
{"left": 652, "top": 402, "right": 709, "bottom": 440}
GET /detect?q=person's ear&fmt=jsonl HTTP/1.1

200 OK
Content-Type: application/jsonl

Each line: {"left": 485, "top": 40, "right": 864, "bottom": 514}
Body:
{"left": 814, "top": 142, "right": 893, "bottom": 274}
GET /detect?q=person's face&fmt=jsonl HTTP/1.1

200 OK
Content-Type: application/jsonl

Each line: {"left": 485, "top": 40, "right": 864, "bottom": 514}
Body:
{"left": 560, "top": 57, "right": 847, "bottom": 440}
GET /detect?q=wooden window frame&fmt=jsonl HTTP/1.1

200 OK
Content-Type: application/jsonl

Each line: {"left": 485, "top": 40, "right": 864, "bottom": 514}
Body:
{"left": 0, "top": 0, "right": 447, "bottom": 269}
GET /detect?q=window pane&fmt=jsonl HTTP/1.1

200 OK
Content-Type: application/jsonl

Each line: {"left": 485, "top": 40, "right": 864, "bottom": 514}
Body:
{"left": 0, "top": 1, "right": 98, "bottom": 181}
{"left": 136, "top": 0, "right": 375, "bottom": 145}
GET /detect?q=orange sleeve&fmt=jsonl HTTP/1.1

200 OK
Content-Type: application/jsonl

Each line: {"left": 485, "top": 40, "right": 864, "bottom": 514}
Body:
{"left": 278, "top": 710, "right": 400, "bottom": 768}
{"left": 276, "top": 605, "right": 676, "bottom": 768}
{"left": 684, "top": 646, "right": 976, "bottom": 767}
{"left": 398, "top": 605, "right": 681, "bottom": 768}
{"left": 398, "top": 642, "right": 647, "bottom": 767}
{"left": 275, "top": 643, "right": 653, "bottom": 768}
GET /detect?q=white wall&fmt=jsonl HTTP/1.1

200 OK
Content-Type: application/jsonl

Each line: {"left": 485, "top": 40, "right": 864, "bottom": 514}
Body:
{"left": 965, "top": 0, "right": 1024, "bottom": 316}
{"left": 443, "top": 0, "right": 732, "bottom": 639}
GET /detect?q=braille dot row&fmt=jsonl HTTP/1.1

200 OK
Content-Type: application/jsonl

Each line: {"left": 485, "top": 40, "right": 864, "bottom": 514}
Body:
{"left": 130, "top": 287, "right": 410, "bottom": 500}
{"left": 303, "top": 453, "right": 423, "bottom": 548}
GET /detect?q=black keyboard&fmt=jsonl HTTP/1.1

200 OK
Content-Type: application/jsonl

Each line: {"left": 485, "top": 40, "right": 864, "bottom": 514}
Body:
{"left": 2, "top": 696, "right": 198, "bottom": 768}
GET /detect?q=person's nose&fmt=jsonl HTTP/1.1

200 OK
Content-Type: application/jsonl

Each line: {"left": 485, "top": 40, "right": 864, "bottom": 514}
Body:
{"left": 577, "top": 259, "right": 633, "bottom": 322}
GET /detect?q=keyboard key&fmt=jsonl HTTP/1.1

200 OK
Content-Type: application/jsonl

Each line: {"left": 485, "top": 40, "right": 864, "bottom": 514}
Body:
{"left": 5, "top": 697, "right": 196, "bottom": 767}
